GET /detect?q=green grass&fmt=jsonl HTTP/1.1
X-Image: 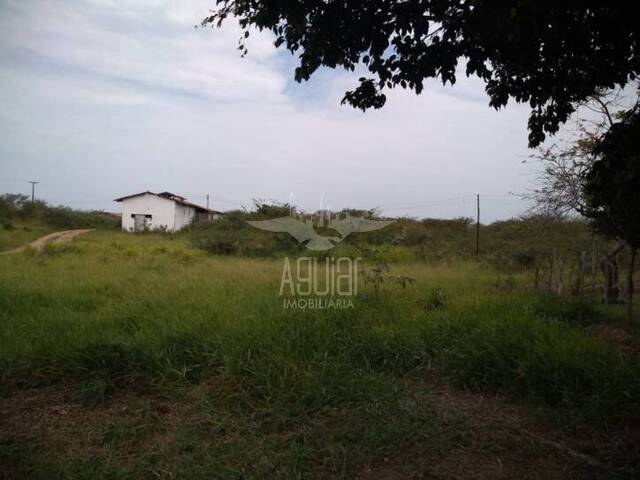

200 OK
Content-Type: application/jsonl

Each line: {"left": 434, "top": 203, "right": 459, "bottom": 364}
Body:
{"left": 0, "top": 231, "right": 638, "bottom": 478}
{"left": 0, "top": 219, "right": 55, "bottom": 251}
{"left": 0, "top": 231, "right": 637, "bottom": 411}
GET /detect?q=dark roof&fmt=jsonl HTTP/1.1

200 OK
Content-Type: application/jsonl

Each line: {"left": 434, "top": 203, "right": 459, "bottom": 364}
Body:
{"left": 113, "top": 191, "right": 154, "bottom": 202}
{"left": 158, "top": 191, "right": 186, "bottom": 202}
{"left": 113, "top": 191, "right": 223, "bottom": 214}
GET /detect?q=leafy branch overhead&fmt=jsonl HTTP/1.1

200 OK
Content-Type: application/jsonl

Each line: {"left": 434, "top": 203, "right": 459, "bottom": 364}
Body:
{"left": 202, "top": 2, "right": 640, "bottom": 147}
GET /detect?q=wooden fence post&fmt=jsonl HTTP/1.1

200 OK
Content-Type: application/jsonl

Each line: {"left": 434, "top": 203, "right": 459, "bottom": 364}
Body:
{"left": 603, "top": 257, "right": 610, "bottom": 306}
{"left": 578, "top": 251, "right": 586, "bottom": 298}
{"left": 557, "top": 258, "right": 564, "bottom": 295}
{"left": 591, "top": 238, "right": 596, "bottom": 293}
{"left": 547, "top": 255, "right": 555, "bottom": 291}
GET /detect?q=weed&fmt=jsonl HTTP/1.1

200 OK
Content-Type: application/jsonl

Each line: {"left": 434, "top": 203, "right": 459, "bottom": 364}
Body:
{"left": 0, "top": 231, "right": 638, "bottom": 477}
{"left": 420, "top": 287, "right": 448, "bottom": 311}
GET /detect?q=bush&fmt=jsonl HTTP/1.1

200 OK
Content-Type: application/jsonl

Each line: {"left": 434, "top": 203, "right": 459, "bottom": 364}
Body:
{"left": 0, "top": 219, "right": 14, "bottom": 230}
{"left": 192, "top": 226, "right": 243, "bottom": 255}
{"left": 0, "top": 193, "right": 122, "bottom": 231}
{"left": 43, "top": 207, "right": 120, "bottom": 229}
{"left": 185, "top": 201, "right": 604, "bottom": 266}
{"left": 191, "top": 206, "right": 303, "bottom": 257}
{"left": 0, "top": 194, "right": 29, "bottom": 219}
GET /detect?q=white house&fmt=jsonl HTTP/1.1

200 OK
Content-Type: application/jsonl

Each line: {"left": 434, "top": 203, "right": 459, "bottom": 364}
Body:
{"left": 114, "top": 191, "right": 222, "bottom": 232}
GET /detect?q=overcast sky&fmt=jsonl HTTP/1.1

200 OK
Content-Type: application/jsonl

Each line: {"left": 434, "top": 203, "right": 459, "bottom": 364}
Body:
{"left": 0, "top": 0, "right": 541, "bottom": 222}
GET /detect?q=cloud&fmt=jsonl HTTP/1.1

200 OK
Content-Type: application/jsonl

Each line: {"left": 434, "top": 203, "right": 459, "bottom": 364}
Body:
{"left": 0, "top": 0, "right": 287, "bottom": 105}
{"left": 0, "top": 0, "right": 537, "bottom": 222}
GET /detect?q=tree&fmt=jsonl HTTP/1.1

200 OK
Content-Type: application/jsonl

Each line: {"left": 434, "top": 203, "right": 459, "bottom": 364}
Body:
{"left": 584, "top": 109, "right": 640, "bottom": 321}
{"left": 203, "top": 3, "right": 640, "bottom": 147}
{"left": 525, "top": 86, "right": 639, "bottom": 308}
{"left": 0, "top": 193, "right": 29, "bottom": 220}
{"left": 525, "top": 87, "right": 636, "bottom": 217}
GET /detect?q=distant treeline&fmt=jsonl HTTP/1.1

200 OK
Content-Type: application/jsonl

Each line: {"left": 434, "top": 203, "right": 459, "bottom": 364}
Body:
{"left": 191, "top": 201, "right": 607, "bottom": 269}
{"left": 0, "top": 193, "right": 120, "bottom": 230}
{"left": 1, "top": 194, "right": 610, "bottom": 269}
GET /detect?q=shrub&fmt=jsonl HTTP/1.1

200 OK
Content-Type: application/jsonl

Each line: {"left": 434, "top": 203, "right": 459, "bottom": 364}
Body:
{"left": 191, "top": 206, "right": 303, "bottom": 257}
{"left": 0, "top": 193, "right": 29, "bottom": 219}
{"left": 0, "top": 219, "right": 14, "bottom": 230}
{"left": 43, "top": 207, "right": 120, "bottom": 229}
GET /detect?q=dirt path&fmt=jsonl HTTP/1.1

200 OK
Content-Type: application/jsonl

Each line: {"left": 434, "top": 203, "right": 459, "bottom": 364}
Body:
{"left": 0, "top": 229, "right": 93, "bottom": 255}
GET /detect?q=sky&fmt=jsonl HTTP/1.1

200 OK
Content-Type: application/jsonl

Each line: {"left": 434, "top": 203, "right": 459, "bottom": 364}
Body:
{"left": 0, "top": 0, "right": 541, "bottom": 222}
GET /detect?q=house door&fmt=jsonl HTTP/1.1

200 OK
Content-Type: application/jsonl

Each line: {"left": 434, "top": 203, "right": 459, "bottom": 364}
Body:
{"left": 132, "top": 214, "right": 149, "bottom": 232}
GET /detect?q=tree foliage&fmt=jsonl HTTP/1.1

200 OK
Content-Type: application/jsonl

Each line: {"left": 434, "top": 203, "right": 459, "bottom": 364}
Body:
{"left": 0, "top": 193, "right": 120, "bottom": 230}
{"left": 0, "top": 193, "right": 30, "bottom": 219}
{"left": 584, "top": 110, "right": 640, "bottom": 250}
{"left": 203, "top": 2, "right": 640, "bottom": 147}
{"left": 525, "top": 87, "right": 638, "bottom": 217}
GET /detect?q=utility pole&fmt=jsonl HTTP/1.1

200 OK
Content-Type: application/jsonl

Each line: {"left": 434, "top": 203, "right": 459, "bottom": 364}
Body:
{"left": 206, "top": 194, "right": 210, "bottom": 209}
{"left": 28, "top": 181, "right": 39, "bottom": 202}
{"left": 475, "top": 193, "right": 480, "bottom": 256}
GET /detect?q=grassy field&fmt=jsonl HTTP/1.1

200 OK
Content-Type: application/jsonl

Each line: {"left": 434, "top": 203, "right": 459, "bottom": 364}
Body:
{"left": 1, "top": 231, "right": 639, "bottom": 479}
{"left": 0, "top": 220, "right": 55, "bottom": 252}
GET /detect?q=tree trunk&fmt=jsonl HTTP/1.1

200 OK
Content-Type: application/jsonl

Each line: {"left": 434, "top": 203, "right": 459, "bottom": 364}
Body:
{"left": 602, "top": 242, "right": 625, "bottom": 304}
{"left": 591, "top": 238, "right": 596, "bottom": 293}
{"left": 628, "top": 248, "right": 637, "bottom": 324}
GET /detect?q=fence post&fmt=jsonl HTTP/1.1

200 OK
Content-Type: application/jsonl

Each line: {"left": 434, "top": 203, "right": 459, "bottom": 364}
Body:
{"left": 578, "top": 251, "right": 586, "bottom": 297}
{"left": 603, "top": 257, "right": 609, "bottom": 306}
{"left": 591, "top": 238, "right": 596, "bottom": 292}
{"left": 557, "top": 258, "right": 564, "bottom": 295}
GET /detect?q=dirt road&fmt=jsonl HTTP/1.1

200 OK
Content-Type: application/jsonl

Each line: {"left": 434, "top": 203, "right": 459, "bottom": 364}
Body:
{"left": 0, "top": 229, "right": 93, "bottom": 255}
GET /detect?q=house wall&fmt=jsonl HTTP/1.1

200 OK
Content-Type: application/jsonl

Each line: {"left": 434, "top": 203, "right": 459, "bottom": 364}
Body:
{"left": 174, "top": 203, "right": 196, "bottom": 230}
{"left": 196, "top": 212, "right": 223, "bottom": 222}
{"left": 120, "top": 193, "right": 176, "bottom": 231}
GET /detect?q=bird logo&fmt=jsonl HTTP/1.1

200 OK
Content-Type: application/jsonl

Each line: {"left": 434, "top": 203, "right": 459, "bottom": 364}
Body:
{"left": 247, "top": 213, "right": 393, "bottom": 251}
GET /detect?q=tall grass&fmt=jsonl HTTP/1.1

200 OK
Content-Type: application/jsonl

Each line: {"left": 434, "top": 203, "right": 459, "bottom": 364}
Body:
{"left": 0, "top": 219, "right": 54, "bottom": 251}
{"left": 0, "top": 231, "right": 638, "bottom": 420}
